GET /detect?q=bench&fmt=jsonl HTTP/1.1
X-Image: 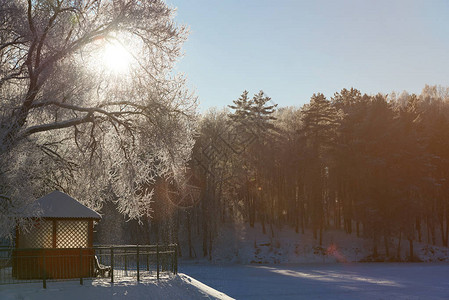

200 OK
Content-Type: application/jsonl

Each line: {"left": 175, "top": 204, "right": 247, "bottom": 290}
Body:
{"left": 94, "top": 255, "right": 111, "bottom": 277}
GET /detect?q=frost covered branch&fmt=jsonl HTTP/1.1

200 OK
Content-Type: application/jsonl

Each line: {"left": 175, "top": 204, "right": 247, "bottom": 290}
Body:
{"left": 0, "top": 0, "right": 197, "bottom": 237}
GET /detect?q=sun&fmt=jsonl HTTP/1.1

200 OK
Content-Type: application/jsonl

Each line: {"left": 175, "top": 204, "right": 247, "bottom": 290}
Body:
{"left": 102, "top": 40, "right": 132, "bottom": 74}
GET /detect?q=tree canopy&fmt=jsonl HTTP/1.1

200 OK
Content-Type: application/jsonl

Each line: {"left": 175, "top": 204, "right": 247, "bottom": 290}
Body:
{"left": 0, "top": 0, "right": 197, "bottom": 237}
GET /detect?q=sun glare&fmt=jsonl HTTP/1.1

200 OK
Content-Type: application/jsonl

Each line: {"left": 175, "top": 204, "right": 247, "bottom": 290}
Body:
{"left": 102, "top": 40, "right": 132, "bottom": 74}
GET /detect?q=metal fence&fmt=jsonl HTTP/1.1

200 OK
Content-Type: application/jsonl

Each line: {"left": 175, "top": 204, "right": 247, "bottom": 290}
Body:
{"left": 0, "top": 244, "right": 177, "bottom": 288}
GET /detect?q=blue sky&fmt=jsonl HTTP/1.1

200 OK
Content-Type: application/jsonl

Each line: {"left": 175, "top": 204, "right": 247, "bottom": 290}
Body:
{"left": 169, "top": 0, "right": 449, "bottom": 110}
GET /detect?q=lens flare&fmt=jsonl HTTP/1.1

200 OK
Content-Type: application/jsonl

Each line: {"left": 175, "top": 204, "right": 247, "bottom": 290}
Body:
{"left": 327, "top": 243, "right": 348, "bottom": 263}
{"left": 102, "top": 40, "right": 132, "bottom": 74}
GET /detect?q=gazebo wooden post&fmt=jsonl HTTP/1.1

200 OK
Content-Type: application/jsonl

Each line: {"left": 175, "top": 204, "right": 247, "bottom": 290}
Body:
{"left": 88, "top": 220, "right": 93, "bottom": 247}
{"left": 42, "top": 254, "right": 47, "bottom": 289}
{"left": 79, "top": 247, "right": 83, "bottom": 285}
{"left": 88, "top": 220, "right": 93, "bottom": 277}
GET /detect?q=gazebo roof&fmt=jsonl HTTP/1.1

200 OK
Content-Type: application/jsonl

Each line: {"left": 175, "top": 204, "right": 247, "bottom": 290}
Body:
{"left": 35, "top": 190, "right": 101, "bottom": 220}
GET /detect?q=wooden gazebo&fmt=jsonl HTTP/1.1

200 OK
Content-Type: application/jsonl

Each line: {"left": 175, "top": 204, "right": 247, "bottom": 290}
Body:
{"left": 13, "top": 191, "right": 101, "bottom": 279}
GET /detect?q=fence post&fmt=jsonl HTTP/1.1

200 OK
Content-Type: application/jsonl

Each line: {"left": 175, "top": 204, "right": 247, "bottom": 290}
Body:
{"left": 111, "top": 247, "right": 114, "bottom": 283}
{"left": 124, "top": 248, "right": 127, "bottom": 274}
{"left": 42, "top": 253, "right": 46, "bottom": 289}
{"left": 156, "top": 244, "right": 159, "bottom": 280}
{"left": 136, "top": 244, "right": 140, "bottom": 282}
{"left": 146, "top": 246, "right": 149, "bottom": 271}
{"left": 79, "top": 248, "right": 83, "bottom": 285}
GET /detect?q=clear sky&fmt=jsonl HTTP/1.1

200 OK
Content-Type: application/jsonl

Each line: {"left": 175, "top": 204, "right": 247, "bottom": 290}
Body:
{"left": 168, "top": 0, "right": 449, "bottom": 110}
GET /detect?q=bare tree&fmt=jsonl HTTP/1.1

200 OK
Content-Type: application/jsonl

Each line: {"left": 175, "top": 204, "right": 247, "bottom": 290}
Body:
{"left": 0, "top": 0, "right": 197, "bottom": 237}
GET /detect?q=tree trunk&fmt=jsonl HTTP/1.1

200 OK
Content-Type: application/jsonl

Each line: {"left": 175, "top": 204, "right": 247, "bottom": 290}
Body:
{"left": 249, "top": 195, "right": 255, "bottom": 228}
{"left": 430, "top": 221, "right": 436, "bottom": 245}
{"left": 397, "top": 230, "right": 402, "bottom": 260}
{"left": 295, "top": 212, "right": 299, "bottom": 234}
{"left": 261, "top": 214, "right": 266, "bottom": 235}
{"left": 175, "top": 211, "right": 181, "bottom": 257}
{"left": 295, "top": 186, "right": 299, "bottom": 233}
{"left": 373, "top": 234, "right": 378, "bottom": 258}
{"left": 415, "top": 217, "right": 421, "bottom": 243}
{"left": 208, "top": 231, "right": 213, "bottom": 261}
{"left": 344, "top": 218, "right": 351, "bottom": 234}
{"left": 440, "top": 206, "right": 448, "bottom": 247}
{"left": 202, "top": 197, "right": 208, "bottom": 257}
{"left": 408, "top": 238, "right": 414, "bottom": 261}
{"left": 202, "top": 227, "right": 208, "bottom": 257}
{"left": 300, "top": 198, "right": 305, "bottom": 234}
{"left": 319, "top": 225, "right": 323, "bottom": 246}
{"left": 440, "top": 216, "right": 447, "bottom": 247}
{"left": 187, "top": 212, "right": 193, "bottom": 258}
{"left": 445, "top": 210, "right": 449, "bottom": 247}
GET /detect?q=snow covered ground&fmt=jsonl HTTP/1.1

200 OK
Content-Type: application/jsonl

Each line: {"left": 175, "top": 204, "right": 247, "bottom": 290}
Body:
{"left": 1, "top": 263, "right": 448, "bottom": 299}
{"left": 180, "top": 224, "right": 449, "bottom": 264}
{"left": 181, "top": 263, "right": 449, "bottom": 300}
{"left": 0, "top": 274, "right": 232, "bottom": 300}
{"left": 2, "top": 223, "right": 449, "bottom": 300}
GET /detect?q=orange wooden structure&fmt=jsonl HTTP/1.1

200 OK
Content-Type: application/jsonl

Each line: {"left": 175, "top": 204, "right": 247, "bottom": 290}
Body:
{"left": 13, "top": 191, "right": 101, "bottom": 279}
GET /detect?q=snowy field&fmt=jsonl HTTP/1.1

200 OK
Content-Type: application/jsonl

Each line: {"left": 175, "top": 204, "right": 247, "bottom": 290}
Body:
{"left": 1, "top": 263, "right": 448, "bottom": 299}
{"left": 181, "top": 263, "right": 449, "bottom": 300}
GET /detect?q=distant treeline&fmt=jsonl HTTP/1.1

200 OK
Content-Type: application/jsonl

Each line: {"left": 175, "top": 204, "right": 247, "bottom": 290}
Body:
{"left": 102, "top": 85, "right": 449, "bottom": 261}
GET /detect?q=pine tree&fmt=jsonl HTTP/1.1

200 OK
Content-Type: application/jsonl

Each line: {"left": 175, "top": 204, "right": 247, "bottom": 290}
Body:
{"left": 228, "top": 90, "right": 277, "bottom": 230}
{"left": 300, "top": 93, "right": 341, "bottom": 244}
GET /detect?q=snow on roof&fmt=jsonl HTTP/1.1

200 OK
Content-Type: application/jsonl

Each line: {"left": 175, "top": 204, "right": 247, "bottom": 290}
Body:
{"left": 35, "top": 190, "right": 101, "bottom": 220}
